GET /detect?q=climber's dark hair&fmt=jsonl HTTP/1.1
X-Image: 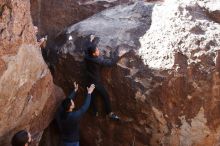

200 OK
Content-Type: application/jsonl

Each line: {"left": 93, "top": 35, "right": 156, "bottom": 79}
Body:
{"left": 62, "top": 98, "right": 72, "bottom": 112}
{"left": 85, "top": 41, "right": 97, "bottom": 56}
{"left": 61, "top": 98, "right": 73, "bottom": 119}
{"left": 11, "top": 130, "right": 29, "bottom": 146}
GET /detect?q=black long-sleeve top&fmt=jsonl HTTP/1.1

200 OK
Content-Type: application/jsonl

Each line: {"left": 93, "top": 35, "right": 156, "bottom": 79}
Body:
{"left": 84, "top": 55, "right": 119, "bottom": 83}
{"left": 59, "top": 91, "right": 91, "bottom": 142}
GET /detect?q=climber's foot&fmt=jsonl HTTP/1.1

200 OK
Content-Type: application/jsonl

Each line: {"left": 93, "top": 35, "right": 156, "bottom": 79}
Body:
{"left": 92, "top": 111, "right": 99, "bottom": 117}
{"left": 108, "top": 112, "right": 120, "bottom": 121}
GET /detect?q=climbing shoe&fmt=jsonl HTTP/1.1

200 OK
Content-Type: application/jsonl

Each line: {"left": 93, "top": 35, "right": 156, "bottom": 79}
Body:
{"left": 108, "top": 112, "right": 120, "bottom": 121}
{"left": 95, "top": 112, "right": 99, "bottom": 117}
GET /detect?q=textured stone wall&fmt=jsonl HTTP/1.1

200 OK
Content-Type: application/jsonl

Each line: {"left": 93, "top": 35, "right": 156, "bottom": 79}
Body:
{"left": 42, "top": 0, "right": 220, "bottom": 145}
{"left": 0, "top": 0, "right": 64, "bottom": 145}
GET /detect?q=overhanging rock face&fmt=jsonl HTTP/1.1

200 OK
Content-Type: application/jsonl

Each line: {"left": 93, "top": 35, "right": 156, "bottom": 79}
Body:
{"left": 51, "top": 1, "right": 154, "bottom": 92}
{"left": 47, "top": 0, "right": 220, "bottom": 146}
{"left": 30, "top": 0, "right": 136, "bottom": 42}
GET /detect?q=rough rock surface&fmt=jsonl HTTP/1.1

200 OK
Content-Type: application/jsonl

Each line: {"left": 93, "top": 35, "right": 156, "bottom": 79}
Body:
{"left": 139, "top": 0, "right": 220, "bottom": 69}
{"left": 0, "top": 0, "right": 64, "bottom": 145}
{"left": 30, "top": 0, "right": 135, "bottom": 43}
{"left": 42, "top": 0, "right": 220, "bottom": 145}
{"left": 29, "top": 0, "right": 161, "bottom": 44}
{"left": 42, "top": 2, "right": 155, "bottom": 146}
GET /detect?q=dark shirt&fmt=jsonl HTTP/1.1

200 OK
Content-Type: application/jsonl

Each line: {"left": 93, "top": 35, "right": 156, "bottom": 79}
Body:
{"left": 58, "top": 91, "right": 91, "bottom": 142}
{"left": 84, "top": 55, "right": 119, "bottom": 83}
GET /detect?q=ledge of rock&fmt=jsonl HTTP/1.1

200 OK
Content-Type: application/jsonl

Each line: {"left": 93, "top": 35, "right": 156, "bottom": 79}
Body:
{"left": 29, "top": 0, "right": 162, "bottom": 45}
{"left": 0, "top": 0, "right": 64, "bottom": 145}
{"left": 30, "top": 0, "right": 135, "bottom": 43}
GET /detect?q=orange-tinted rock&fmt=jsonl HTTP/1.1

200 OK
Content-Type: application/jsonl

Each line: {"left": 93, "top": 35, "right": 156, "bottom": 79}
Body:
{"left": 0, "top": 0, "right": 64, "bottom": 145}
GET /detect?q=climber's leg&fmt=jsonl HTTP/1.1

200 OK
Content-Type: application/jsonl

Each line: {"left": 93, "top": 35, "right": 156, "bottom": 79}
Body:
{"left": 94, "top": 83, "right": 112, "bottom": 114}
{"left": 95, "top": 83, "right": 120, "bottom": 121}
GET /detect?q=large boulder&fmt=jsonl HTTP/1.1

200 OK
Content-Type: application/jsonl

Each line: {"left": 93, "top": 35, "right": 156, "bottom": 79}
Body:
{"left": 43, "top": 2, "right": 155, "bottom": 146}
{"left": 0, "top": 0, "right": 64, "bottom": 145}
{"left": 45, "top": 0, "right": 220, "bottom": 146}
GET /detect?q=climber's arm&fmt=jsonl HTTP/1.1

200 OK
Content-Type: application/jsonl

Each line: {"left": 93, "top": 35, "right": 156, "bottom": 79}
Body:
{"left": 70, "top": 84, "right": 95, "bottom": 120}
{"left": 67, "top": 82, "right": 79, "bottom": 100}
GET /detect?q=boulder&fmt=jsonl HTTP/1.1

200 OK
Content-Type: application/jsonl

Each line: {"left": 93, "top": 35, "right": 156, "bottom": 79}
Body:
{"left": 0, "top": 0, "right": 64, "bottom": 145}
{"left": 45, "top": 0, "right": 220, "bottom": 146}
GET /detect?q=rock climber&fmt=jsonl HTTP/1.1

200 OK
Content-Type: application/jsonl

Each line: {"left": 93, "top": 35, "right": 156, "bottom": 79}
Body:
{"left": 58, "top": 82, "right": 95, "bottom": 146}
{"left": 11, "top": 130, "right": 32, "bottom": 146}
{"left": 84, "top": 37, "right": 127, "bottom": 121}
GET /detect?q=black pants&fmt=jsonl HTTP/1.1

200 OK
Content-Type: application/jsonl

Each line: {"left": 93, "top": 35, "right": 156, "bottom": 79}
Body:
{"left": 90, "top": 83, "right": 112, "bottom": 114}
